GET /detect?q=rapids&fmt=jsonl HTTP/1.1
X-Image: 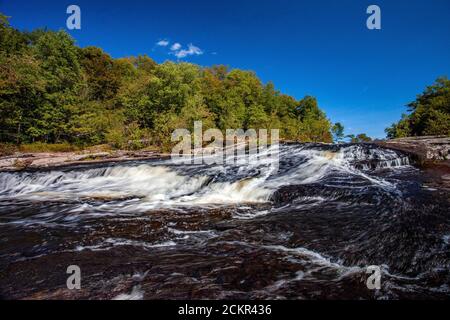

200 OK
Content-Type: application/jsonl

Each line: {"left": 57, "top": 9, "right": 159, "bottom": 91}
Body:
{"left": 0, "top": 143, "right": 448, "bottom": 299}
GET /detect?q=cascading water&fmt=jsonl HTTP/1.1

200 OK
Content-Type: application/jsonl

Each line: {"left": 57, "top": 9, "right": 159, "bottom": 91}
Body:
{"left": 0, "top": 143, "right": 448, "bottom": 299}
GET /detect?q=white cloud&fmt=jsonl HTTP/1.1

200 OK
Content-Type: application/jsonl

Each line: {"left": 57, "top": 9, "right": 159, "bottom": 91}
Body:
{"left": 173, "top": 43, "right": 203, "bottom": 59}
{"left": 156, "top": 39, "right": 169, "bottom": 47}
{"left": 156, "top": 39, "right": 204, "bottom": 59}
{"left": 170, "top": 43, "right": 182, "bottom": 51}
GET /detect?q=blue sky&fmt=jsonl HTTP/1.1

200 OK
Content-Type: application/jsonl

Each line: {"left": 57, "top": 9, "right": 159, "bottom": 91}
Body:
{"left": 1, "top": 0, "right": 450, "bottom": 138}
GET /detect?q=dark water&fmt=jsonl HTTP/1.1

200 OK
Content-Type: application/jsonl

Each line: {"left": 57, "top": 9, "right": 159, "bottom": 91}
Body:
{"left": 0, "top": 143, "right": 449, "bottom": 299}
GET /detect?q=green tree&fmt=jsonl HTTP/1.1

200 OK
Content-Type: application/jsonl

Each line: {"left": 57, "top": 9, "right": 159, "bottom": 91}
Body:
{"left": 332, "top": 122, "right": 345, "bottom": 142}
{"left": 0, "top": 54, "right": 46, "bottom": 143}
{"left": 27, "top": 30, "right": 83, "bottom": 142}
{"left": 80, "top": 46, "right": 121, "bottom": 101}
{"left": 346, "top": 134, "right": 357, "bottom": 143}
{"left": 346, "top": 133, "right": 372, "bottom": 143}
{"left": 386, "top": 77, "right": 450, "bottom": 138}
{"left": 356, "top": 133, "right": 372, "bottom": 143}
{"left": 0, "top": 13, "right": 334, "bottom": 150}
{"left": 0, "top": 14, "right": 27, "bottom": 54}
{"left": 385, "top": 114, "right": 411, "bottom": 139}
{"left": 296, "top": 96, "right": 332, "bottom": 142}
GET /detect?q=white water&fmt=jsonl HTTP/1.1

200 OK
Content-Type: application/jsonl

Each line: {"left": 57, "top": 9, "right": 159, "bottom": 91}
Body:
{"left": 0, "top": 144, "right": 411, "bottom": 211}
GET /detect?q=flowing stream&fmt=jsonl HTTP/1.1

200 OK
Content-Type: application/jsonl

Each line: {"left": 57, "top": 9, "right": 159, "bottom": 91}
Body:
{"left": 0, "top": 143, "right": 448, "bottom": 299}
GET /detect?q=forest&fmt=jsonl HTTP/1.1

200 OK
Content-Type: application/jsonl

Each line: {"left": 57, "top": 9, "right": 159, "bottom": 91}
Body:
{"left": 0, "top": 14, "right": 335, "bottom": 152}
{"left": 386, "top": 77, "right": 450, "bottom": 138}
{"left": 3, "top": 12, "right": 446, "bottom": 155}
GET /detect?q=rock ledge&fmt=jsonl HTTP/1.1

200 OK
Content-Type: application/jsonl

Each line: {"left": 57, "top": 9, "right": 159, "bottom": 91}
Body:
{"left": 375, "top": 136, "right": 450, "bottom": 162}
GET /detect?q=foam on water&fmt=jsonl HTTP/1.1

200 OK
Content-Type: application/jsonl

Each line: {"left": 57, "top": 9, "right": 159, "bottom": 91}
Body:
{"left": 1, "top": 143, "right": 448, "bottom": 300}
{"left": 0, "top": 144, "right": 411, "bottom": 212}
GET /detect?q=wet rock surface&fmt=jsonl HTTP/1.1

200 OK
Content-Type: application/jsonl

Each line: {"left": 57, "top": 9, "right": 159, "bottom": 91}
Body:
{"left": 376, "top": 136, "right": 450, "bottom": 190}
{"left": 0, "top": 143, "right": 449, "bottom": 300}
{"left": 0, "top": 150, "right": 170, "bottom": 172}
{"left": 376, "top": 136, "right": 450, "bottom": 162}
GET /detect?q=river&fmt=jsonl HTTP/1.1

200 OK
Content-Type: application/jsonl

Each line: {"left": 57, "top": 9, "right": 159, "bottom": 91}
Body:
{"left": 0, "top": 143, "right": 448, "bottom": 299}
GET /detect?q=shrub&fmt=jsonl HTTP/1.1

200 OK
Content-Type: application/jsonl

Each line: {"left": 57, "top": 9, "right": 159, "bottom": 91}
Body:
{"left": 18, "top": 142, "right": 78, "bottom": 153}
{"left": 0, "top": 143, "right": 18, "bottom": 156}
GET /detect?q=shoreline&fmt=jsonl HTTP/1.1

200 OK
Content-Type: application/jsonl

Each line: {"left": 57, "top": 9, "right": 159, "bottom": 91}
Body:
{"left": 0, "top": 150, "right": 171, "bottom": 172}
{"left": 1, "top": 140, "right": 449, "bottom": 191}
{"left": 373, "top": 136, "right": 450, "bottom": 190}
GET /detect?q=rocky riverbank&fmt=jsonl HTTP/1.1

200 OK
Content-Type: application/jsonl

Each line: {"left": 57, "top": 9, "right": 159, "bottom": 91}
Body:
{"left": 375, "top": 136, "right": 450, "bottom": 190}
{"left": 2, "top": 137, "right": 450, "bottom": 190}
{"left": 0, "top": 150, "right": 170, "bottom": 172}
{"left": 1, "top": 142, "right": 448, "bottom": 299}
{"left": 375, "top": 136, "right": 449, "bottom": 162}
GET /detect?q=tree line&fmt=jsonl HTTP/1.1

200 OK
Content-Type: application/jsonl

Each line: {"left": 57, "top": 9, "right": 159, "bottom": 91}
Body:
{"left": 0, "top": 14, "right": 337, "bottom": 151}
{"left": 386, "top": 77, "right": 450, "bottom": 139}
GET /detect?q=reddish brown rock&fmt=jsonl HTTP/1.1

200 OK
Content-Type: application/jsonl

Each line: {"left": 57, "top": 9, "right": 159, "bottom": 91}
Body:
{"left": 375, "top": 136, "right": 450, "bottom": 162}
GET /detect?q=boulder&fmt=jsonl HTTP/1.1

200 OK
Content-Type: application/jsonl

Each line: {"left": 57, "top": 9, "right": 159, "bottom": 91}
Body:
{"left": 376, "top": 136, "right": 450, "bottom": 162}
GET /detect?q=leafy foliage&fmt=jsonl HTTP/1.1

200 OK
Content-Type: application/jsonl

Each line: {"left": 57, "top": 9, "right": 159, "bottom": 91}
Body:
{"left": 0, "top": 15, "right": 333, "bottom": 149}
{"left": 346, "top": 133, "right": 372, "bottom": 143}
{"left": 332, "top": 122, "right": 345, "bottom": 142}
{"left": 386, "top": 77, "right": 450, "bottom": 138}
